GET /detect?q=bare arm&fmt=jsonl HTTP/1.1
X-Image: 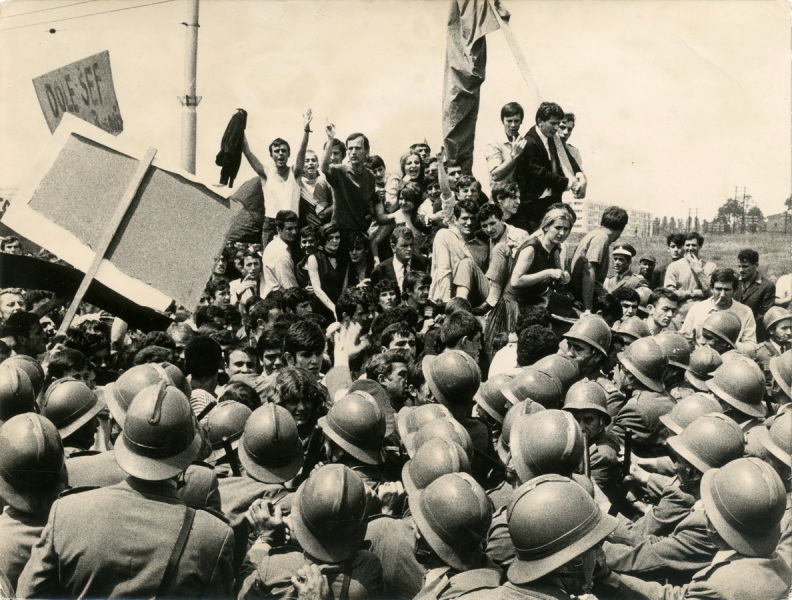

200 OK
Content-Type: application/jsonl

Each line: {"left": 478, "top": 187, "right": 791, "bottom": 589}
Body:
{"left": 321, "top": 123, "right": 335, "bottom": 177}
{"left": 242, "top": 136, "right": 267, "bottom": 179}
{"left": 292, "top": 109, "right": 312, "bottom": 179}
{"left": 489, "top": 136, "right": 527, "bottom": 182}
{"left": 582, "top": 262, "right": 597, "bottom": 311}
{"left": 307, "top": 254, "right": 335, "bottom": 313}
{"left": 511, "top": 246, "right": 562, "bottom": 289}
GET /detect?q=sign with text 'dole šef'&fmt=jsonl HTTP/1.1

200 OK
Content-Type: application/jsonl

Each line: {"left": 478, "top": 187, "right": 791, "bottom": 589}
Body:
{"left": 32, "top": 50, "right": 123, "bottom": 135}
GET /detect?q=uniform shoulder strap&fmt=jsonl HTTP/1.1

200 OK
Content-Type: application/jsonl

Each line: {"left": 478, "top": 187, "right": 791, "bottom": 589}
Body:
{"left": 155, "top": 506, "right": 196, "bottom": 599}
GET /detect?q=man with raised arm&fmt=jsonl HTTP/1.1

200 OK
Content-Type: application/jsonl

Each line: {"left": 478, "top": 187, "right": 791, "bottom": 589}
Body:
{"left": 242, "top": 109, "right": 312, "bottom": 246}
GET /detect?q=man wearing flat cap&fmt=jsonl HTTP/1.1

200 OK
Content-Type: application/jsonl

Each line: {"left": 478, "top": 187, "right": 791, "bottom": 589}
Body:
{"left": 604, "top": 244, "right": 649, "bottom": 294}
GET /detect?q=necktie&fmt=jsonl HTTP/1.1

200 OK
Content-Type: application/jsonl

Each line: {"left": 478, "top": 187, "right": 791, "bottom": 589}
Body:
{"left": 548, "top": 136, "right": 560, "bottom": 175}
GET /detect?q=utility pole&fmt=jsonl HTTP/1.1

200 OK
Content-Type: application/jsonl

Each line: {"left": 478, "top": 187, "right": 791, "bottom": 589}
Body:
{"left": 179, "top": 0, "right": 201, "bottom": 174}
{"left": 741, "top": 187, "right": 747, "bottom": 233}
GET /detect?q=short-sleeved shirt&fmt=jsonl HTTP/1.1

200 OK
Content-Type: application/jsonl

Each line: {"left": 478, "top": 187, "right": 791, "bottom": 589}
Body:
{"left": 569, "top": 228, "right": 611, "bottom": 298}
{"left": 326, "top": 164, "right": 377, "bottom": 235}
{"left": 679, "top": 299, "right": 757, "bottom": 346}
{"left": 484, "top": 136, "right": 517, "bottom": 184}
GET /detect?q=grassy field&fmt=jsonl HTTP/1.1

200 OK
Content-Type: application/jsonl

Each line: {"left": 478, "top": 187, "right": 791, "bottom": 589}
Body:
{"left": 568, "top": 231, "right": 792, "bottom": 281}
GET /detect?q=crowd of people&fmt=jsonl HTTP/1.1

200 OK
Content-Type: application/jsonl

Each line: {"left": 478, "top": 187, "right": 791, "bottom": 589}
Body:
{"left": 0, "top": 99, "right": 790, "bottom": 599}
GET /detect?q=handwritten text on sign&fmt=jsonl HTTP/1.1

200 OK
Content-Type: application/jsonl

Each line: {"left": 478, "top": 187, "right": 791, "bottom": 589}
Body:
{"left": 32, "top": 51, "right": 123, "bottom": 135}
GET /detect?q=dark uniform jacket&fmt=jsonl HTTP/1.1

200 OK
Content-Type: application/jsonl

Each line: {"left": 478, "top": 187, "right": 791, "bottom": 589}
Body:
{"left": 0, "top": 508, "right": 47, "bottom": 591}
{"left": 605, "top": 506, "right": 717, "bottom": 585}
{"left": 610, "top": 390, "right": 677, "bottom": 457}
{"left": 16, "top": 479, "right": 235, "bottom": 599}
{"left": 66, "top": 449, "right": 221, "bottom": 511}
{"left": 596, "top": 550, "right": 792, "bottom": 600}
{"left": 217, "top": 475, "right": 293, "bottom": 524}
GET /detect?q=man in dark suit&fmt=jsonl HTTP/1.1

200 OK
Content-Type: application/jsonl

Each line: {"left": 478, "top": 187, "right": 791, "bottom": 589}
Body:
{"left": 734, "top": 248, "right": 776, "bottom": 341}
{"left": 512, "top": 101, "right": 585, "bottom": 232}
{"left": 370, "top": 226, "right": 429, "bottom": 291}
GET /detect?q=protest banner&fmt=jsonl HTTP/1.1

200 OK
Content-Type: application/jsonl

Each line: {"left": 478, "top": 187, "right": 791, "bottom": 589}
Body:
{"left": 1, "top": 114, "right": 240, "bottom": 321}
{"left": 32, "top": 50, "right": 123, "bottom": 135}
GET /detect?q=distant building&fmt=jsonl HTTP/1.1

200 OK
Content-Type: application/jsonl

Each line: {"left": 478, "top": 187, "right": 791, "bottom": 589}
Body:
{"left": 766, "top": 212, "right": 790, "bottom": 233}
{"left": 569, "top": 199, "right": 652, "bottom": 237}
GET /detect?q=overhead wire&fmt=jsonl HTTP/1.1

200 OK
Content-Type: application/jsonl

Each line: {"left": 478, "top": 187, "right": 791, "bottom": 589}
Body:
{"left": 0, "top": 0, "right": 177, "bottom": 32}
{"left": 0, "top": 0, "right": 100, "bottom": 20}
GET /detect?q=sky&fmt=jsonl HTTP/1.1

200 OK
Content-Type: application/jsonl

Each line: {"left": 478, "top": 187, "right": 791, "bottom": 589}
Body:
{"left": 0, "top": 0, "right": 789, "bottom": 222}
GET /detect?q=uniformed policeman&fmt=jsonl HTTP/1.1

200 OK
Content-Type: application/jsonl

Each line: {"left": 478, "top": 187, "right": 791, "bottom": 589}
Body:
{"left": 67, "top": 362, "right": 222, "bottom": 511}
{"left": 0, "top": 362, "right": 36, "bottom": 426}
{"left": 563, "top": 380, "right": 621, "bottom": 497}
{"left": 595, "top": 458, "right": 791, "bottom": 600}
{"left": 654, "top": 332, "right": 696, "bottom": 399}
{"left": 220, "top": 402, "right": 303, "bottom": 523}
{"left": 559, "top": 314, "right": 627, "bottom": 416}
{"left": 610, "top": 336, "right": 676, "bottom": 457}
{"left": 606, "top": 413, "right": 746, "bottom": 584}
{"left": 410, "top": 473, "right": 503, "bottom": 599}
{"left": 473, "top": 373, "right": 515, "bottom": 448}
{"left": 17, "top": 381, "right": 235, "bottom": 598}
{"left": 502, "top": 367, "right": 565, "bottom": 409}
{"left": 531, "top": 353, "right": 580, "bottom": 394}
{"left": 39, "top": 377, "right": 104, "bottom": 457}
{"left": 604, "top": 244, "right": 650, "bottom": 294}
{"left": 240, "top": 464, "right": 384, "bottom": 599}
{"left": 755, "top": 307, "right": 791, "bottom": 373}
{"left": 203, "top": 399, "right": 253, "bottom": 476}
{"left": 706, "top": 359, "right": 767, "bottom": 427}
{"left": 698, "top": 311, "right": 742, "bottom": 354}
{"left": 0, "top": 414, "right": 67, "bottom": 590}
{"left": 768, "top": 350, "right": 791, "bottom": 408}
{"left": 462, "top": 475, "right": 619, "bottom": 599}
{"left": 1, "top": 354, "right": 45, "bottom": 399}
{"left": 684, "top": 345, "right": 723, "bottom": 392}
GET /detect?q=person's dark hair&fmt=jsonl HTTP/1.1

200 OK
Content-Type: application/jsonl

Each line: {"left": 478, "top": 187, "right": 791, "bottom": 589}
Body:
{"left": 335, "top": 288, "right": 373, "bottom": 323}
{"left": 367, "top": 155, "right": 385, "bottom": 171}
{"left": 398, "top": 182, "right": 423, "bottom": 208}
{"left": 710, "top": 268, "right": 739, "bottom": 291}
{"left": 283, "top": 320, "right": 325, "bottom": 356}
{"left": 407, "top": 356, "right": 426, "bottom": 389}
{"left": 453, "top": 198, "right": 479, "bottom": 220}
{"left": 563, "top": 113, "right": 576, "bottom": 123}
{"left": 737, "top": 249, "right": 759, "bottom": 265}
{"left": 250, "top": 297, "right": 284, "bottom": 329}
{"left": 47, "top": 348, "right": 88, "bottom": 379}
{"left": 324, "top": 138, "right": 346, "bottom": 159}
{"left": 205, "top": 277, "right": 230, "bottom": 298}
{"left": 23, "top": 290, "right": 52, "bottom": 312}
{"left": 517, "top": 325, "right": 560, "bottom": 367}
{"left": 48, "top": 328, "right": 89, "bottom": 354}
{"left": 478, "top": 203, "right": 504, "bottom": 223}
{"left": 365, "top": 349, "right": 412, "bottom": 382}
{"left": 600, "top": 206, "right": 629, "bottom": 231}
{"left": 282, "top": 287, "right": 314, "bottom": 313}
{"left": 133, "top": 345, "right": 174, "bottom": 365}
{"left": 370, "top": 307, "right": 421, "bottom": 348}
{"left": 348, "top": 232, "right": 370, "bottom": 253}
{"left": 684, "top": 232, "right": 704, "bottom": 247}
{"left": 390, "top": 225, "right": 414, "bottom": 247}
{"left": 223, "top": 343, "right": 257, "bottom": 365}
{"left": 501, "top": 102, "right": 524, "bottom": 122}
{"left": 647, "top": 287, "right": 680, "bottom": 307}
{"left": 208, "top": 329, "right": 236, "bottom": 350}
{"left": 491, "top": 182, "right": 519, "bottom": 204}
{"left": 268, "top": 137, "right": 291, "bottom": 156}
{"left": 456, "top": 175, "right": 480, "bottom": 192}
{"left": 256, "top": 326, "right": 285, "bottom": 357}
{"left": 218, "top": 380, "right": 260, "bottom": 411}
{"left": 184, "top": 335, "right": 223, "bottom": 379}
{"left": 373, "top": 278, "right": 399, "bottom": 300}
{"left": 666, "top": 233, "right": 685, "bottom": 247}
{"left": 195, "top": 305, "right": 225, "bottom": 330}
{"left": 380, "top": 322, "right": 416, "bottom": 349}
{"left": 318, "top": 222, "right": 342, "bottom": 246}
{"left": 0, "top": 236, "right": 19, "bottom": 251}
{"left": 140, "top": 330, "right": 176, "bottom": 352}
{"left": 300, "top": 225, "right": 319, "bottom": 242}
{"left": 535, "top": 101, "right": 565, "bottom": 123}
{"left": 275, "top": 210, "right": 299, "bottom": 231}
{"left": 613, "top": 287, "right": 640, "bottom": 305}
{"left": 515, "top": 306, "right": 551, "bottom": 332}
{"left": 593, "top": 294, "right": 623, "bottom": 326}
{"left": 263, "top": 366, "right": 326, "bottom": 413}
{"left": 346, "top": 132, "right": 370, "bottom": 153}
{"left": 440, "top": 311, "right": 482, "bottom": 348}
{"left": 223, "top": 304, "right": 242, "bottom": 329}
{"left": 445, "top": 158, "right": 462, "bottom": 172}
{"left": 445, "top": 297, "right": 473, "bottom": 315}
{"left": 2, "top": 312, "right": 40, "bottom": 339}
{"left": 402, "top": 270, "right": 431, "bottom": 296}
{"left": 423, "top": 174, "right": 439, "bottom": 190}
